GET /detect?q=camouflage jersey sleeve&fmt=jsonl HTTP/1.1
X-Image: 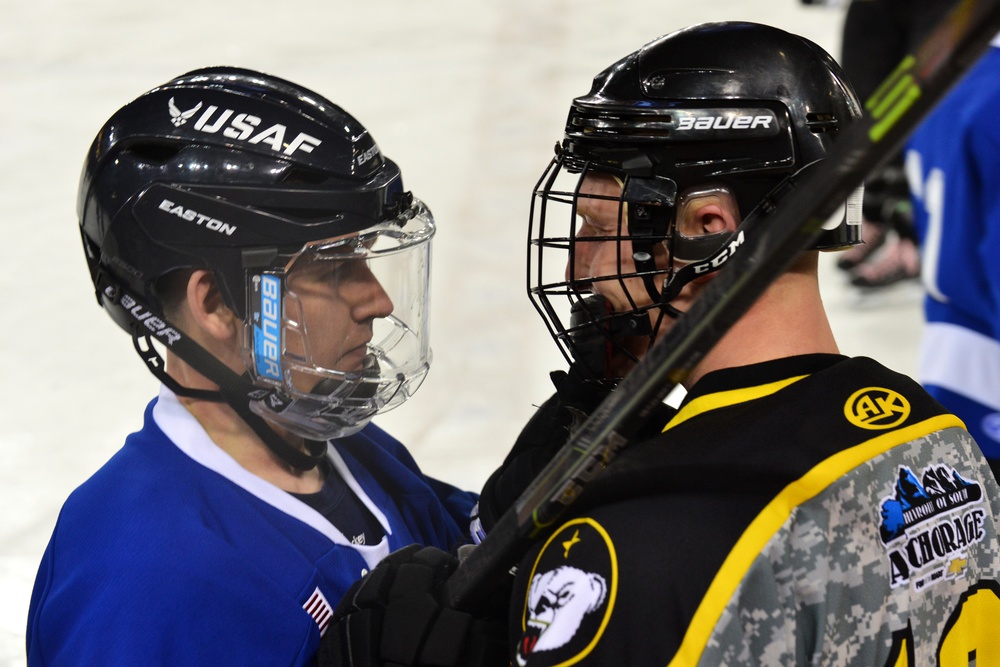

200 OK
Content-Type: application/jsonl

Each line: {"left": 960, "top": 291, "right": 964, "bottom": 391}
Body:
{"left": 509, "top": 355, "right": 1000, "bottom": 666}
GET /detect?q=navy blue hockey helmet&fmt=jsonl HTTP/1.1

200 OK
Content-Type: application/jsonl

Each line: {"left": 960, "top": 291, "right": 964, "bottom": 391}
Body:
{"left": 79, "top": 67, "right": 435, "bottom": 464}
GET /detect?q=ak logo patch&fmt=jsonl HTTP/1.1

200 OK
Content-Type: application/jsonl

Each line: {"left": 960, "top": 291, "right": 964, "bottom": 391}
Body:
{"left": 877, "top": 464, "right": 986, "bottom": 590}
{"left": 844, "top": 387, "right": 911, "bottom": 429}
{"left": 517, "top": 518, "right": 617, "bottom": 666}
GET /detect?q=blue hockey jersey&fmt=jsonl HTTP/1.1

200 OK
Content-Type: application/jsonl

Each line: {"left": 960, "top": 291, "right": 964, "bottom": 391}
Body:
{"left": 26, "top": 387, "right": 476, "bottom": 666}
{"left": 906, "top": 39, "right": 1000, "bottom": 457}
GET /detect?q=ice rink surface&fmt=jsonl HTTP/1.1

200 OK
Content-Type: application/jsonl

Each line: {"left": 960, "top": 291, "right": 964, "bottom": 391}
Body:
{"left": 0, "top": 0, "right": 926, "bottom": 663}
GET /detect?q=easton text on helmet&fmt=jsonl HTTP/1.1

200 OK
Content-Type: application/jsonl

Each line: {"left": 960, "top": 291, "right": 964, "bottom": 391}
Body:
{"left": 158, "top": 198, "right": 237, "bottom": 236}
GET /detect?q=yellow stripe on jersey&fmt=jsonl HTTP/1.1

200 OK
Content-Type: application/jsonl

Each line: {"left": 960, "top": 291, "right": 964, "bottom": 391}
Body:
{"left": 665, "top": 414, "right": 967, "bottom": 667}
{"left": 662, "top": 375, "right": 810, "bottom": 433}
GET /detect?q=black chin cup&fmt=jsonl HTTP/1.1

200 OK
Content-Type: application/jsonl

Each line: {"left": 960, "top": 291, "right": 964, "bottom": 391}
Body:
{"left": 567, "top": 295, "right": 651, "bottom": 381}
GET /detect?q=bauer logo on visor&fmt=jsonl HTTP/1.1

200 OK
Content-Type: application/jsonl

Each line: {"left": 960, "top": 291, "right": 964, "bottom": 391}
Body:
{"left": 253, "top": 274, "right": 283, "bottom": 381}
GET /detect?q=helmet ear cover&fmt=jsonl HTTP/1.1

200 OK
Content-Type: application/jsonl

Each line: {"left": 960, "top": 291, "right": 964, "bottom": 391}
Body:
{"left": 670, "top": 185, "right": 743, "bottom": 262}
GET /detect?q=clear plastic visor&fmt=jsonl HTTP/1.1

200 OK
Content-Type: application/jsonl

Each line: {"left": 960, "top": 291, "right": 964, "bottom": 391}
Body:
{"left": 244, "top": 199, "right": 434, "bottom": 427}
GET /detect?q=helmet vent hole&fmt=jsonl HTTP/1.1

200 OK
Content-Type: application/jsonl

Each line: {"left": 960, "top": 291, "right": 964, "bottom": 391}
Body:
{"left": 281, "top": 167, "right": 329, "bottom": 185}
{"left": 806, "top": 113, "right": 839, "bottom": 134}
{"left": 572, "top": 112, "right": 673, "bottom": 139}
{"left": 125, "top": 142, "right": 182, "bottom": 164}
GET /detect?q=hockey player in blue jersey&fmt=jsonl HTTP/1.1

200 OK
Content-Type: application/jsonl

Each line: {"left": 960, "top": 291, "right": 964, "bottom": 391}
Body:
{"left": 905, "top": 34, "right": 1000, "bottom": 473}
{"left": 26, "top": 68, "right": 477, "bottom": 666}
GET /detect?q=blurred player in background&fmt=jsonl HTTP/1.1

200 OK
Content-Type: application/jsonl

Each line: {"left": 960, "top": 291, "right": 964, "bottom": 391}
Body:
{"left": 905, "top": 34, "right": 1000, "bottom": 475}
{"left": 834, "top": 0, "right": 956, "bottom": 289}
{"left": 324, "top": 22, "right": 1000, "bottom": 667}
{"left": 26, "top": 67, "right": 476, "bottom": 666}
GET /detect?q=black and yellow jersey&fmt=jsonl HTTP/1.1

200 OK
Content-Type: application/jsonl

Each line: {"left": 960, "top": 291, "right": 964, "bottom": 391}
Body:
{"left": 511, "top": 354, "right": 1000, "bottom": 666}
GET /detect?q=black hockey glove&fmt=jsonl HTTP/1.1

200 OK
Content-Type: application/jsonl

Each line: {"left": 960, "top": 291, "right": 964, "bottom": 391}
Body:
{"left": 862, "top": 163, "right": 913, "bottom": 230}
{"left": 318, "top": 545, "right": 510, "bottom": 667}
{"left": 476, "top": 295, "right": 621, "bottom": 535}
{"left": 475, "top": 368, "right": 615, "bottom": 535}
{"left": 477, "top": 294, "right": 677, "bottom": 535}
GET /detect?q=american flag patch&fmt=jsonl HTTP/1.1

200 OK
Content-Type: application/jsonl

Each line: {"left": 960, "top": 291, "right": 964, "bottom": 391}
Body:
{"left": 303, "top": 587, "right": 334, "bottom": 636}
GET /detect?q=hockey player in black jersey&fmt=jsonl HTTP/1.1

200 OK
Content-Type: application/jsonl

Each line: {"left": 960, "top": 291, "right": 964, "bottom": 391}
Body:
{"left": 323, "top": 22, "right": 1000, "bottom": 667}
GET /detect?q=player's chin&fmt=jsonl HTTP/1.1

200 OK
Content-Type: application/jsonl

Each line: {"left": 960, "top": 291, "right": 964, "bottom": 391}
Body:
{"left": 592, "top": 288, "right": 640, "bottom": 316}
{"left": 336, "top": 346, "right": 373, "bottom": 373}
{"left": 602, "top": 334, "right": 648, "bottom": 377}
{"left": 692, "top": 272, "right": 717, "bottom": 286}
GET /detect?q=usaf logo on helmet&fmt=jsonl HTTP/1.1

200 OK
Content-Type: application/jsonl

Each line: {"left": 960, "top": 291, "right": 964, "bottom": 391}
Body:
{"left": 166, "top": 97, "right": 322, "bottom": 156}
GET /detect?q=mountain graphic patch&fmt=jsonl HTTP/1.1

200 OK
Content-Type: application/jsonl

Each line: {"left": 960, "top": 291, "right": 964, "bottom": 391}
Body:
{"left": 877, "top": 464, "right": 987, "bottom": 590}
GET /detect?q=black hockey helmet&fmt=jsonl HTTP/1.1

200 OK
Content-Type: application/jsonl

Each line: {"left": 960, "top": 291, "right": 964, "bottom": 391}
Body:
{"left": 528, "top": 22, "right": 863, "bottom": 379}
{"left": 80, "top": 67, "right": 435, "bottom": 467}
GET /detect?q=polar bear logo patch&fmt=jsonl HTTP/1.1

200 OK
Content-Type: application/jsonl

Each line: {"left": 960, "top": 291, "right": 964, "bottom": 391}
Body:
{"left": 516, "top": 518, "right": 618, "bottom": 665}
{"left": 521, "top": 565, "right": 608, "bottom": 658}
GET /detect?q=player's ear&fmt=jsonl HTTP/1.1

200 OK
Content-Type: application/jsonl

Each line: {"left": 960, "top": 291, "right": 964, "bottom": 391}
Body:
{"left": 676, "top": 187, "right": 742, "bottom": 239}
{"left": 688, "top": 199, "right": 740, "bottom": 236}
{"left": 185, "top": 270, "right": 239, "bottom": 342}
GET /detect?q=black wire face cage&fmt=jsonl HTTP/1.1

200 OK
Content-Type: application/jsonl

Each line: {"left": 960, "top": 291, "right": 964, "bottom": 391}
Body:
{"left": 527, "top": 150, "right": 865, "bottom": 383}
{"left": 527, "top": 156, "right": 685, "bottom": 381}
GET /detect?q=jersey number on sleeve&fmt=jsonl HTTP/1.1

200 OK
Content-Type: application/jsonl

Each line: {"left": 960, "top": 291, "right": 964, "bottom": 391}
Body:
{"left": 885, "top": 580, "right": 1000, "bottom": 666}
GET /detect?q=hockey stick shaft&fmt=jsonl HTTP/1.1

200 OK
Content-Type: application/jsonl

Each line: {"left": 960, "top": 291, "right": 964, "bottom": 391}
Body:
{"left": 445, "top": 0, "right": 1000, "bottom": 608}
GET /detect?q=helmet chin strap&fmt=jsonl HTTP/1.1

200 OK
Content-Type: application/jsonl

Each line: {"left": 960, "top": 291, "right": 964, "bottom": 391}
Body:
{"left": 98, "top": 275, "right": 326, "bottom": 472}
{"left": 140, "top": 327, "right": 328, "bottom": 471}
{"left": 659, "top": 228, "right": 744, "bottom": 305}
